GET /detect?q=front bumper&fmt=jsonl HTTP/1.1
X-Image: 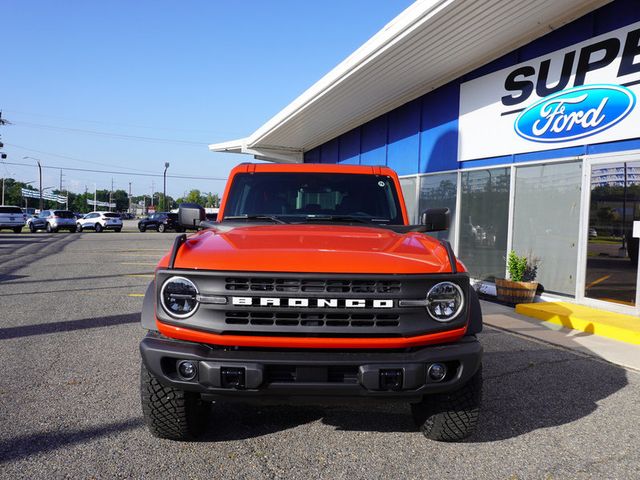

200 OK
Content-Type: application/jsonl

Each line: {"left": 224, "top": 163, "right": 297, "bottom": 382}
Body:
{"left": 140, "top": 334, "right": 482, "bottom": 403}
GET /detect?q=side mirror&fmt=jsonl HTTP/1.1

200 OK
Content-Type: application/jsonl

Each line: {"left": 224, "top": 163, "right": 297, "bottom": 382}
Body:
{"left": 421, "top": 208, "right": 450, "bottom": 232}
{"left": 178, "top": 203, "right": 205, "bottom": 228}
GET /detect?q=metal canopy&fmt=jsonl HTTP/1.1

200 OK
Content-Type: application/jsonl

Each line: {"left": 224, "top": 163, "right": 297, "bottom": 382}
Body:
{"left": 210, "top": 0, "right": 609, "bottom": 162}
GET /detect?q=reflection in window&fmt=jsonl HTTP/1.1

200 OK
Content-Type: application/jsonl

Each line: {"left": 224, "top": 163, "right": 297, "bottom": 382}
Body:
{"left": 399, "top": 177, "right": 418, "bottom": 224}
{"left": 459, "top": 168, "right": 510, "bottom": 281}
{"left": 419, "top": 173, "right": 457, "bottom": 243}
{"left": 512, "top": 162, "right": 581, "bottom": 296}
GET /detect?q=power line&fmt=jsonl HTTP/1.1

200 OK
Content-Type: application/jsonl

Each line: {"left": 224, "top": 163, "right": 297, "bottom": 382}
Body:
{"left": 1, "top": 161, "right": 227, "bottom": 181}
{"left": 6, "top": 143, "right": 169, "bottom": 174}
{"left": 12, "top": 121, "right": 210, "bottom": 146}
{"left": 2, "top": 108, "right": 222, "bottom": 135}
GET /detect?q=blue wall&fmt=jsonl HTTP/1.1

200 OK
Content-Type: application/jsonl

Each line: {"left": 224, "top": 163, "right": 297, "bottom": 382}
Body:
{"left": 304, "top": 0, "right": 640, "bottom": 172}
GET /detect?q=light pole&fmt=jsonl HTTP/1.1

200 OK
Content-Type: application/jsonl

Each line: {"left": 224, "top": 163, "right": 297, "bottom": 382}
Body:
{"left": 163, "top": 162, "right": 170, "bottom": 211}
{"left": 23, "top": 156, "right": 43, "bottom": 211}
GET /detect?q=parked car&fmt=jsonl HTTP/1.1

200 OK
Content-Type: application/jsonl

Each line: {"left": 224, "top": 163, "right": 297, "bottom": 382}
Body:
{"left": 27, "top": 210, "right": 77, "bottom": 233}
{"left": 73, "top": 212, "right": 84, "bottom": 220}
{"left": 76, "top": 211, "right": 123, "bottom": 232}
{"left": 0, "top": 205, "right": 26, "bottom": 233}
{"left": 138, "top": 212, "right": 184, "bottom": 232}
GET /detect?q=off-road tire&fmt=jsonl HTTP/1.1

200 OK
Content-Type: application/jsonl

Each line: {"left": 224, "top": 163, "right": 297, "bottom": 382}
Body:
{"left": 411, "top": 365, "right": 482, "bottom": 442}
{"left": 140, "top": 363, "right": 209, "bottom": 440}
{"left": 13, "top": 226, "right": 23, "bottom": 233}
{"left": 157, "top": 223, "right": 166, "bottom": 233}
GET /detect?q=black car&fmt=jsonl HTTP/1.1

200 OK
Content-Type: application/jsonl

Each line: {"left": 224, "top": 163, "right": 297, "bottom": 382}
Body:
{"left": 138, "top": 212, "right": 184, "bottom": 233}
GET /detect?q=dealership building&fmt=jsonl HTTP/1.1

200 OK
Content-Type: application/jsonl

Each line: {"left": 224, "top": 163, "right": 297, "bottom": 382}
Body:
{"left": 212, "top": 0, "right": 640, "bottom": 316}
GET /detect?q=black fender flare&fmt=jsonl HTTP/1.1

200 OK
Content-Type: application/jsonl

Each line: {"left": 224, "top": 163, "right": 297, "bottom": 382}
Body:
{"left": 141, "top": 281, "right": 158, "bottom": 331}
{"left": 467, "top": 287, "right": 483, "bottom": 334}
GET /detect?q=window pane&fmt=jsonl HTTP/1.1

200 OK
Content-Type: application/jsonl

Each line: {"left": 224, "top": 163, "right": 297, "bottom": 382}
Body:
{"left": 418, "top": 173, "right": 457, "bottom": 243}
{"left": 512, "top": 162, "right": 582, "bottom": 296}
{"left": 459, "top": 168, "right": 510, "bottom": 281}
{"left": 399, "top": 177, "right": 417, "bottom": 224}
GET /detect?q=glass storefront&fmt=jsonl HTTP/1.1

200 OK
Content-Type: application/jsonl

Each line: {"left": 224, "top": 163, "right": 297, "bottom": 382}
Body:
{"left": 585, "top": 161, "right": 640, "bottom": 307}
{"left": 418, "top": 173, "right": 457, "bottom": 243}
{"left": 512, "top": 162, "right": 582, "bottom": 296}
{"left": 459, "top": 168, "right": 510, "bottom": 281}
{"left": 399, "top": 177, "right": 418, "bottom": 224}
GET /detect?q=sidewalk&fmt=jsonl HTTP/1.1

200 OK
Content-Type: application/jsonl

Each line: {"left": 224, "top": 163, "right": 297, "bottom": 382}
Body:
{"left": 481, "top": 300, "right": 640, "bottom": 371}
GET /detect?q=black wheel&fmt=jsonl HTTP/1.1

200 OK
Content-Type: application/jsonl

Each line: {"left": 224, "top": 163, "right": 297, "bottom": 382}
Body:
{"left": 114, "top": 228, "right": 121, "bottom": 233}
{"left": 95, "top": 223, "right": 103, "bottom": 233}
{"left": 139, "top": 225, "right": 146, "bottom": 232}
{"left": 76, "top": 223, "right": 83, "bottom": 232}
{"left": 13, "top": 226, "right": 23, "bottom": 233}
{"left": 29, "top": 223, "right": 36, "bottom": 233}
{"left": 411, "top": 365, "right": 482, "bottom": 442}
{"left": 157, "top": 223, "right": 166, "bottom": 233}
{"left": 140, "top": 363, "right": 209, "bottom": 440}
{"left": 70, "top": 226, "right": 77, "bottom": 233}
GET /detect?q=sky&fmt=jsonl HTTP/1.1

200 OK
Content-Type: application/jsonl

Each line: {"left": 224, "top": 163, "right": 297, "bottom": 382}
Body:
{"left": 0, "top": 0, "right": 415, "bottom": 200}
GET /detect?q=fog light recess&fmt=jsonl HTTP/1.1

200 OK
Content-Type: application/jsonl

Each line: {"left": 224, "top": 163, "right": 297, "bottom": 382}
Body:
{"left": 427, "top": 363, "right": 447, "bottom": 382}
{"left": 177, "top": 360, "right": 197, "bottom": 380}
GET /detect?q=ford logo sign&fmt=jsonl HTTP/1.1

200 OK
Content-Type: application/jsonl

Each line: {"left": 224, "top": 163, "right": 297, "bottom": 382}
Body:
{"left": 514, "top": 84, "right": 635, "bottom": 143}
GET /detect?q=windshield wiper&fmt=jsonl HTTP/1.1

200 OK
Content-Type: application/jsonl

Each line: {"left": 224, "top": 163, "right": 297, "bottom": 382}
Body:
{"left": 300, "top": 215, "right": 389, "bottom": 224}
{"left": 223, "top": 215, "right": 288, "bottom": 224}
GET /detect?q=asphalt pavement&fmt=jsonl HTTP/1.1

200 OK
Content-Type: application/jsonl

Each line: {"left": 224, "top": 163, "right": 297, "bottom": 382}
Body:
{"left": 1, "top": 224, "right": 639, "bottom": 479}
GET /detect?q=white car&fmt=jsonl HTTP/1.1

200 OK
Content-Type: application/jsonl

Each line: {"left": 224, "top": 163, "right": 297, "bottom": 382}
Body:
{"left": 76, "top": 211, "right": 123, "bottom": 232}
{"left": 0, "top": 206, "right": 26, "bottom": 233}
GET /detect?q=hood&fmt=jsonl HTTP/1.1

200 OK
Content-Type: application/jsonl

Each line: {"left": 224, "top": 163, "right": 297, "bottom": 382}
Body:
{"left": 160, "top": 225, "right": 460, "bottom": 274}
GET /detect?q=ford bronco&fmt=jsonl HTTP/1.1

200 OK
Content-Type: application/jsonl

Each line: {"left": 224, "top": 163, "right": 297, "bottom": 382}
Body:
{"left": 139, "top": 163, "right": 483, "bottom": 442}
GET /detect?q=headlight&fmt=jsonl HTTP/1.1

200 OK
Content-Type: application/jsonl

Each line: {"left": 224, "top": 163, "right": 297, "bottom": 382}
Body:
{"left": 160, "top": 276, "right": 199, "bottom": 318}
{"left": 426, "top": 282, "right": 464, "bottom": 322}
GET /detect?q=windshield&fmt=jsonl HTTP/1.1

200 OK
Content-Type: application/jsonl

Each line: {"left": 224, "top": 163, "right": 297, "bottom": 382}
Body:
{"left": 104, "top": 213, "right": 120, "bottom": 218}
{"left": 223, "top": 173, "right": 404, "bottom": 224}
{"left": 0, "top": 206, "right": 22, "bottom": 214}
{"left": 53, "top": 211, "right": 74, "bottom": 218}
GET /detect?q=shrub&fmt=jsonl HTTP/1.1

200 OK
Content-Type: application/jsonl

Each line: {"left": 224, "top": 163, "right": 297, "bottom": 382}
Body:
{"left": 507, "top": 251, "right": 538, "bottom": 282}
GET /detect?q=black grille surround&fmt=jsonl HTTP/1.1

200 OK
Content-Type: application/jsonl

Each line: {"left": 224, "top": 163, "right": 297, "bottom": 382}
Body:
{"left": 155, "top": 270, "right": 470, "bottom": 339}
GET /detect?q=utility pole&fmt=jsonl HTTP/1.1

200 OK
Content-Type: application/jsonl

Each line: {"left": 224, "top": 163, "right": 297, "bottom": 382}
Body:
{"left": 163, "top": 162, "right": 170, "bottom": 211}
{"left": 109, "top": 177, "right": 114, "bottom": 212}
{"left": 128, "top": 182, "right": 132, "bottom": 214}
{"left": 38, "top": 161, "right": 43, "bottom": 211}
{"left": 151, "top": 181, "right": 155, "bottom": 208}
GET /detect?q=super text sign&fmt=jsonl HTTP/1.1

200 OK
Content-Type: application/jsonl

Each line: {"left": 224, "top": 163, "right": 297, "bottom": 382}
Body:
{"left": 459, "top": 21, "right": 640, "bottom": 161}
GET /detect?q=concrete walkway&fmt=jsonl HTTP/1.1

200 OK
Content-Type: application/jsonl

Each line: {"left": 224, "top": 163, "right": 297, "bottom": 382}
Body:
{"left": 482, "top": 300, "right": 640, "bottom": 371}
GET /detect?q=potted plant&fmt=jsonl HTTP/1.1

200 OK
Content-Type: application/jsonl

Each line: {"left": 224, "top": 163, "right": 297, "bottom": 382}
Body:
{"left": 495, "top": 251, "right": 539, "bottom": 305}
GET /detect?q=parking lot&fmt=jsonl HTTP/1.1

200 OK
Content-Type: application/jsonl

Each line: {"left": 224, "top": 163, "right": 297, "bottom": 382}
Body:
{"left": 1, "top": 227, "right": 639, "bottom": 479}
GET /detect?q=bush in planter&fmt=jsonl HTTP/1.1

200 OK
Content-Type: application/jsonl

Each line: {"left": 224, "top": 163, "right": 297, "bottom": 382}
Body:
{"left": 496, "top": 251, "right": 539, "bottom": 304}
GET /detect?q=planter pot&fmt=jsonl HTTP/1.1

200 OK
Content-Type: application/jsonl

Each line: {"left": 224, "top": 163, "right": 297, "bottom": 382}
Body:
{"left": 495, "top": 278, "right": 538, "bottom": 305}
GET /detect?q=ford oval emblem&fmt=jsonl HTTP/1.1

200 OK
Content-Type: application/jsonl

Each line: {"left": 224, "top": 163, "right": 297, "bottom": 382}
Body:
{"left": 514, "top": 84, "right": 636, "bottom": 143}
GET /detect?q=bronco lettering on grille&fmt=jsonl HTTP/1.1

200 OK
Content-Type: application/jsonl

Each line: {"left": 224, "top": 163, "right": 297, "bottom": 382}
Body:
{"left": 231, "top": 297, "right": 394, "bottom": 308}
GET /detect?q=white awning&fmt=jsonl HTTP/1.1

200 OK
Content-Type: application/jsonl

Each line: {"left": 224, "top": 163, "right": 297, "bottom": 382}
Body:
{"left": 210, "top": 0, "right": 609, "bottom": 162}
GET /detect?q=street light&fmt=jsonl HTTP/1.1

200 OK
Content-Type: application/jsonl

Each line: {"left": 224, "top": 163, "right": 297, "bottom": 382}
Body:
{"left": 163, "top": 162, "right": 170, "bottom": 211}
{"left": 23, "top": 156, "right": 43, "bottom": 211}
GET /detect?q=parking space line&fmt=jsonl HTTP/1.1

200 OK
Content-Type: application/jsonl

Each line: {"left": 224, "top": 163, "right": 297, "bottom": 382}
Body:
{"left": 121, "top": 262, "right": 158, "bottom": 266}
{"left": 128, "top": 293, "right": 145, "bottom": 297}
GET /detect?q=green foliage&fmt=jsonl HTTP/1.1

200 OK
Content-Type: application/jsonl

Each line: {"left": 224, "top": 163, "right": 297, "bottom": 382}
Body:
{"left": 507, "top": 250, "right": 538, "bottom": 282}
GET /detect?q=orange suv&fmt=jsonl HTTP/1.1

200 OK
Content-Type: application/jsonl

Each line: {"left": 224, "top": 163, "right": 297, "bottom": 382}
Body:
{"left": 139, "top": 163, "right": 483, "bottom": 442}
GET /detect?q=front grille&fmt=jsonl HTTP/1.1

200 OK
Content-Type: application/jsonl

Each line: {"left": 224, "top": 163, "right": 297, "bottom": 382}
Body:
{"left": 225, "top": 277, "right": 401, "bottom": 294}
{"left": 265, "top": 365, "right": 359, "bottom": 384}
{"left": 224, "top": 311, "right": 400, "bottom": 328}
